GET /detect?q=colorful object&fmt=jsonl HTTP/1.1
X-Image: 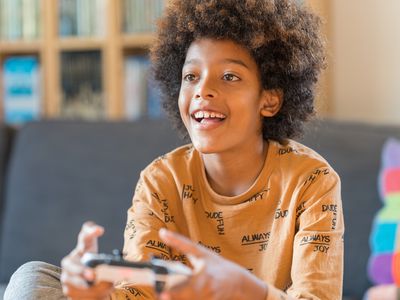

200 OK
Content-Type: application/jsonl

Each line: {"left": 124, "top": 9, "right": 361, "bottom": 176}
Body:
{"left": 368, "top": 138, "right": 400, "bottom": 285}
{"left": 3, "top": 56, "right": 41, "bottom": 125}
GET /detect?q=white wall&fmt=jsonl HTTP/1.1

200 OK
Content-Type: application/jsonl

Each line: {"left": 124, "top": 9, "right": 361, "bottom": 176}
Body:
{"left": 330, "top": 0, "right": 400, "bottom": 125}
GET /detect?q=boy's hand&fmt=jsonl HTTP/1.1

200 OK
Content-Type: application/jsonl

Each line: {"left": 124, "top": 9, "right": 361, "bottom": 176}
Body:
{"left": 60, "top": 222, "right": 114, "bottom": 300}
{"left": 158, "top": 229, "right": 268, "bottom": 300}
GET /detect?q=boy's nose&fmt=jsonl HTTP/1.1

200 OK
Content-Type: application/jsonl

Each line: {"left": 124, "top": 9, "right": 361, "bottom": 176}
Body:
{"left": 194, "top": 77, "right": 218, "bottom": 100}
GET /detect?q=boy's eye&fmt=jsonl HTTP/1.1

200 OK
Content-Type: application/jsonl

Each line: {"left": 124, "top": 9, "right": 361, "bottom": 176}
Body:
{"left": 223, "top": 73, "right": 240, "bottom": 81}
{"left": 183, "top": 74, "right": 196, "bottom": 82}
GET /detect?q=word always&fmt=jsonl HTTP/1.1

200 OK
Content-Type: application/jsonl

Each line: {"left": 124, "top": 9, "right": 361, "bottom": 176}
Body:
{"left": 241, "top": 232, "right": 270, "bottom": 252}
{"left": 198, "top": 241, "right": 221, "bottom": 254}
{"left": 300, "top": 234, "right": 330, "bottom": 254}
{"left": 145, "top": 239, "right": 170, "bottom": 257}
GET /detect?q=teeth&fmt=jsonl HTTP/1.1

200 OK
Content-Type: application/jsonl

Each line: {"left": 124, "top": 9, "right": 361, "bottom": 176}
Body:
{"left": 194, "top": 111, "right": 204, "bottom": 119}
{"left": 193, "top": 110, "right": 226, "bottom": 119}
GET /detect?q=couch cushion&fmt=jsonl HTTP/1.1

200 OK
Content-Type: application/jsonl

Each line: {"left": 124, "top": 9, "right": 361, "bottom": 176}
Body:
{"left": 300, "top": 119, "right": 400, "bottom": 300}
{"left": 0, "top": 119, "right": 183, "bottom": 282}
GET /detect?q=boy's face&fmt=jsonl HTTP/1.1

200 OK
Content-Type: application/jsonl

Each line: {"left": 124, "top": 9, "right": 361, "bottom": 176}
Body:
{"left": 179, "top": 38, "right": 281, "bottom": 154}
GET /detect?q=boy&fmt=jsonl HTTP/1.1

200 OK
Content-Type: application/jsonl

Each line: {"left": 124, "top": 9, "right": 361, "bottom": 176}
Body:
{"left": 4, "top": 0, "right": 343, "bottom": 299}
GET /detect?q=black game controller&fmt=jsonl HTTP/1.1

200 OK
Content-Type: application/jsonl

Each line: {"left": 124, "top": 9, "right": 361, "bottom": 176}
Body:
{"left": 81, "top": 250, "right": 192, "bottom": 293}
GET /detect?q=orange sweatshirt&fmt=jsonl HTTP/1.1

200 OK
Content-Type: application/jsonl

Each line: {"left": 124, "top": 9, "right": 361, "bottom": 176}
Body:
{"left": 112, "top": 139, "right": 344, "bottom": 299}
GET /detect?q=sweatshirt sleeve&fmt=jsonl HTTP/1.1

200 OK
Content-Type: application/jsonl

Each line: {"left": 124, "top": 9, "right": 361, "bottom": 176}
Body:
{"left": 110, "top": 167, "right": 175, "bottom": 300}
{"left": 267, "top": 166, "right": 344, "bottom": 300}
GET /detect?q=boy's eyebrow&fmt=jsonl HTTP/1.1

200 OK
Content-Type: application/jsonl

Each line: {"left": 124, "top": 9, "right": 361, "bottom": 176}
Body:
{"left": 183, "top": 58, "right": 250, "bottom": 69}
{"left": 223, "top": 58, "right": 250, "bottom": 69}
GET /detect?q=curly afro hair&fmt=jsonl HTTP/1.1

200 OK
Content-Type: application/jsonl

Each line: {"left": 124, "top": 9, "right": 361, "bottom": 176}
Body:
{"left": 150, "top": 0, "right": 325, "bottom": 142}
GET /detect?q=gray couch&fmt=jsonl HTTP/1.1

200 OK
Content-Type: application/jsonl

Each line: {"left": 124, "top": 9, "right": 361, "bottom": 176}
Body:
{"left": 0, "top": 118, "right": 399, "bottom": 299}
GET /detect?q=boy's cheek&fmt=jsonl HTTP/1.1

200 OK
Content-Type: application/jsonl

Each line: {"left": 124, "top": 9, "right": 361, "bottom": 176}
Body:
{"left": 178, "top": 97, "right": 191, "bottom": 127}
{"left": 178, "top": 107, "right": 189, "bottom": 129}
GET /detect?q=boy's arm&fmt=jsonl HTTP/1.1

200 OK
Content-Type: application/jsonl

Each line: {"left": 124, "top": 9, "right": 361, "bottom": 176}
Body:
{"left": 110, "top": 171, "right": 176, "bottom": 300}
{"left": 267, "top": 168, "right": 344, "bottom": 300}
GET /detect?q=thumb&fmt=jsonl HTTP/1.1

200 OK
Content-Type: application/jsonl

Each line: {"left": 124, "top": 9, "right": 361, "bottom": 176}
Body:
{"left": 159, "top": 229, "right": 206, "bottom": 269}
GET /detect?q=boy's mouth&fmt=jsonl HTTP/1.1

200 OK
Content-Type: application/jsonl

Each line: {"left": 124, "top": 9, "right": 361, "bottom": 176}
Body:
{"left": 191, "top": 110, "right": 227, "bottom": 124}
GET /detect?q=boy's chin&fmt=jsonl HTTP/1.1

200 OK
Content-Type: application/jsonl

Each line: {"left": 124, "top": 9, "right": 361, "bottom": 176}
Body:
{"left": 191, "top": 139, "right": 221, "bottom": 155}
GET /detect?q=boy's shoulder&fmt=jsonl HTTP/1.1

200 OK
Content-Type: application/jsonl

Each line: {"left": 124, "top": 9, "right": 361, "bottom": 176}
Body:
{"left": 271, "top": 139, "right": 335, "bottom": 172}
{"left": 141, "top": 144, "right": 196, "bottom": 174}
{"left": 271, "top": 139, "right": 340, "bottom": 187}
{"left": 153, "top": 143, "right": 195, "bottom": 163}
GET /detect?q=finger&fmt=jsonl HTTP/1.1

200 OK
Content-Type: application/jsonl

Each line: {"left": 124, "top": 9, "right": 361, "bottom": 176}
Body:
{"left": 61, "top": 271, "right": 89, "bottom": 289}
{"left": 62, "top": 265, "right": 95, "bottom": 283}
{"left": 61, "top": 252, "right": 96, "bottom": 284}
{"left": 61, "top": 255, "right": 85, "bottom": 275}
{"left": 159, "top": 229, "right": 205, "bottom": 257}
{"left": 77, "top": 222, "right": 104, "bottom": 254}
{"left": 159, "top": 291, "right": 172, "bottom": 300}
{"left": 162, "top": 269, "right": 202, "bottom": 296}
{"left": 61, "top": 260, "right": 85, "bottom": 275}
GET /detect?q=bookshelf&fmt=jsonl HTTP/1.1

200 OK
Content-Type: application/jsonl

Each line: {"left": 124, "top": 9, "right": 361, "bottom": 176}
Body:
{"left": 0, "top": 0, "right": 165, "bottom": 124}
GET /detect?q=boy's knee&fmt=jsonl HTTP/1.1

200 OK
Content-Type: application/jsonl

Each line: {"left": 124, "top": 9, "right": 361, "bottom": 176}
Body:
{"left": 15, "top": 261, "right": 59, "bottom": 273}
{"left": 4, "top": 261, "right": 64, "bottom": 300}
{"left": 11, "top": 261, "right": 61, "bottom": 282}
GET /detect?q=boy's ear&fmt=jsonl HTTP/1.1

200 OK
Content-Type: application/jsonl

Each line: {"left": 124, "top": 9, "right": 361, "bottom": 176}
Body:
{"left": 260, "top": 89, "right": 283, "bottom": 117}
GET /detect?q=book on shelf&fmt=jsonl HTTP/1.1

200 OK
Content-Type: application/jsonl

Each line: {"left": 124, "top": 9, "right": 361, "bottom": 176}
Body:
{"left": 22, "top": 0, "right": 40, "bottom": 39}
{"left": 59, "top": 0, "right": 106, "bottom": 37}
{"left": 60, "top": 51, "right": 104, "bottom": 119}
{"left": 59, "top": 0, "right": 77, "bottom": 36}
{"left": 124, "top": 55, "right": 148, "bottom": 120}
{"left": 123, "top": 0, "right": 165, "bottom": 33}
{"left": 124, "top": 55, "right": 163, "bottom": 120}
{"left": 146, "top": 77, "right": 163, "bottom": 119}
{"left": 0, "top": 0, "right": 40, "bottom": 40}
{"left": 2, "top": 56, "right": 41, "bottom": 125}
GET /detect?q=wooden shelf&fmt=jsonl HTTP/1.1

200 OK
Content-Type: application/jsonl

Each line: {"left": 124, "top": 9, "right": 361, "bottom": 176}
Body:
{"left": 57, "top": 37, "right": 105, "bottom": 51}
{"left": 121, "top": 33, "right": 155, "bottom": 49}
{"left": 0, "top": 0, "right": 166, "bottom": 122}
{"left": 0, "top": 40, "right": 42, "bottom": 54}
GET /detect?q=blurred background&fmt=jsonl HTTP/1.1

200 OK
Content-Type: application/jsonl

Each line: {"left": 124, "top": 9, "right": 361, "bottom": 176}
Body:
{"left": 0, "top": 2, "right": 398, "bottom": 299}
{"left": 309, "top": 0, "right": 400, "bottom": 125}
{"left": 0, "top": 0, "right": 399, "bottom": 126}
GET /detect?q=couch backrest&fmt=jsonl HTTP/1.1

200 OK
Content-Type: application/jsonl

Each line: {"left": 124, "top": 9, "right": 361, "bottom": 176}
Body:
{"left": 0, "top": 125, "right": 15, "bottom": 252}
{"left": 0, "top": 119, "right": 183, "bottom": 282}
{"left": 301, "top": 119, "right": 400, "bottom": 300}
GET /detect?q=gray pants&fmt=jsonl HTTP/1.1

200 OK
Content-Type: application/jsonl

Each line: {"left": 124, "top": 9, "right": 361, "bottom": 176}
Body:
{"left": 4, "top": 261, "right": 66, "bottom": 300}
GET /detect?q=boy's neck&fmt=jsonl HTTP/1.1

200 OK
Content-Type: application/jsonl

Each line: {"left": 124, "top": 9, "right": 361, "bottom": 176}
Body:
{"left": 202, "top": 140, "right": 268, "bottom": 197}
